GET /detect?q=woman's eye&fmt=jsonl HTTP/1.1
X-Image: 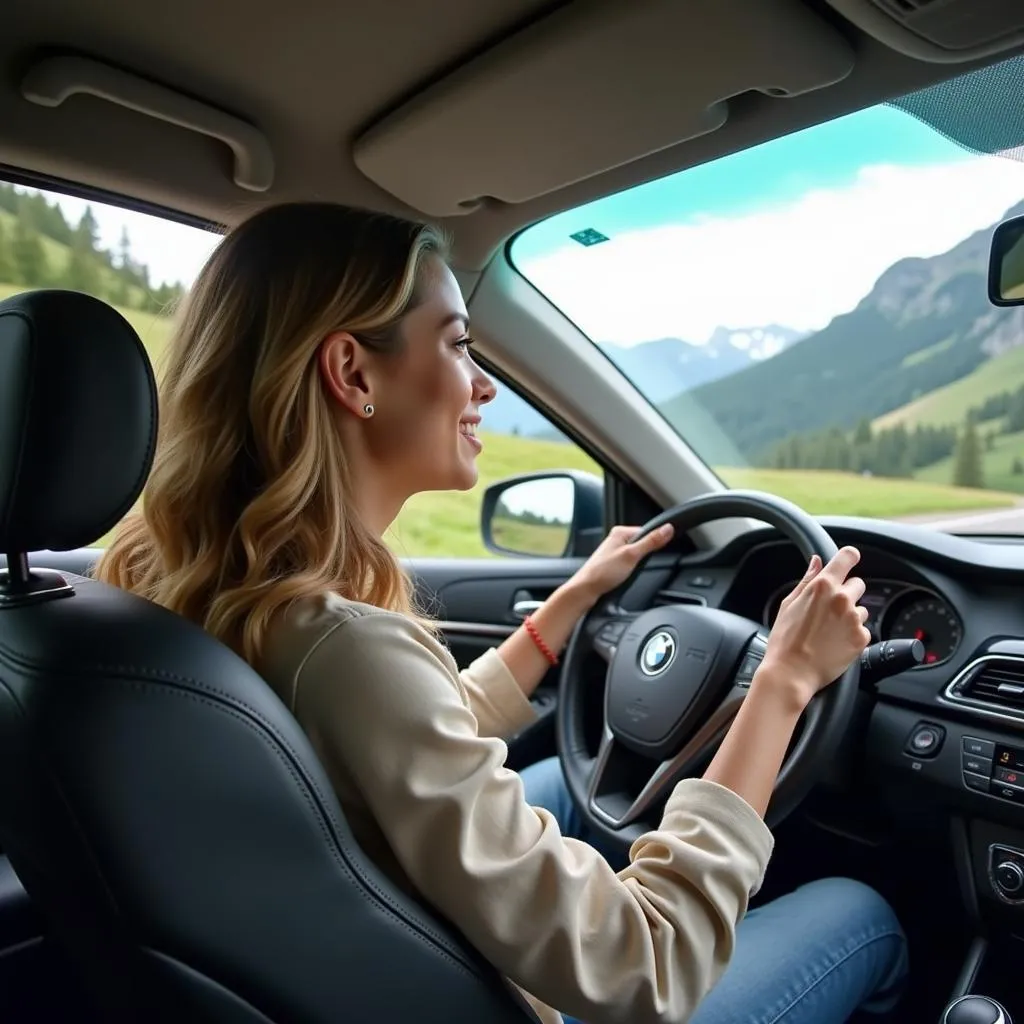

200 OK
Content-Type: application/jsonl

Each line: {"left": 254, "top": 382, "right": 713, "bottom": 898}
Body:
{"left": 454, "top": 335, "right": 474, "bottom": 352}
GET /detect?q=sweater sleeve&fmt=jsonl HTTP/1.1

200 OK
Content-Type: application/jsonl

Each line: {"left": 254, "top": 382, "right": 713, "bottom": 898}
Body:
{"left": 294, "top": 609, "right": 775, "bottom": 1024}
{"left": 458, "top": 645, "right": 538, "bottom": 739}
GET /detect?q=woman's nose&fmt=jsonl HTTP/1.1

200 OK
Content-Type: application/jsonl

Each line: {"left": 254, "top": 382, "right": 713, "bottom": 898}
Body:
{"left": 472, "top": 361, "right": 496, "bottom": 405}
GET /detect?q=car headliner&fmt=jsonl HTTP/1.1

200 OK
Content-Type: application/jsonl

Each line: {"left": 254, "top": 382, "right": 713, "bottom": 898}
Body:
{"left": 1, "top": 0, "right": 1023, "bottom": 269}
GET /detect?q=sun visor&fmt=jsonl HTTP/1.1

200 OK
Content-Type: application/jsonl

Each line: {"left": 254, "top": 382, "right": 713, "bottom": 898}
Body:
{"left": 352, "top": 0, "right": 855, "bottom": 218}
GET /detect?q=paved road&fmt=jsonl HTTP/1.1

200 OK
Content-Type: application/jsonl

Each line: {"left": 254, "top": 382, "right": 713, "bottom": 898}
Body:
{"left": 897, "top": 502, "right": 1024, "bottom": 535}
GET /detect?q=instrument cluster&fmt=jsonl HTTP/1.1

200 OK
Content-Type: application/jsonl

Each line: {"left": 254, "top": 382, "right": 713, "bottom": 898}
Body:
{"left": 763, "top": 578, "right": 962, "bottom": 667}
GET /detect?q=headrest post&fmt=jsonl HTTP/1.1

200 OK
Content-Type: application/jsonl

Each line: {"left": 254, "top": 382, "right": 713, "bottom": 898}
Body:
{"left": 3, "top": 553, "right": 30, "bottom": 591}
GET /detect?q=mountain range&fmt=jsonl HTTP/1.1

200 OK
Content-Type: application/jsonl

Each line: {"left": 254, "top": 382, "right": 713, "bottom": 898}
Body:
{"left": 483, "top": 324, "right": 805, "bottom": 437}
{"left": 667, "top": 199, "right": 1024, "bottom": 461}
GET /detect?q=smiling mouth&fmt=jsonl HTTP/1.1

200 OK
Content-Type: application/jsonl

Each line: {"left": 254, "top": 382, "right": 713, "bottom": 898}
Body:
{"left": 459, "top": 422, "right": 478, "bottom": 438}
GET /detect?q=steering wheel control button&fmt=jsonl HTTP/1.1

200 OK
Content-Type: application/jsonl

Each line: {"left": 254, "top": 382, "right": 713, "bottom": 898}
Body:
{"left": 598, "top": 621, "right": 628, "bottom": 643}
{"left": 734, "top": 650, "right": 764, "bottom": 688}
{"left": 963, "top": 753, "right": 994, "bottom": 777}
{"left": 685, "top": 575, "right": 715, "bottom": 589}
{"left": 964, "top": 736, "right": 996, "bottom": 759}
{"left": 963, "top": 772, "right": 991, "bottom": 793}
{"left": 904, "top": 723, "right": 945, "bottom": 758}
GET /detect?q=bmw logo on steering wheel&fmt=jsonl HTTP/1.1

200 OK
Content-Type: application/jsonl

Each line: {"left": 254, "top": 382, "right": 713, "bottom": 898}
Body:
{"left": 639, "top": 630, "right": 677, "bottom": 677}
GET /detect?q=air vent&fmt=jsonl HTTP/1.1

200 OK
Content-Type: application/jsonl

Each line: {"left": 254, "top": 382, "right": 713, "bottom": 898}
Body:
{"left": 948, "top": 657, "right": 1024, "bottom": 716}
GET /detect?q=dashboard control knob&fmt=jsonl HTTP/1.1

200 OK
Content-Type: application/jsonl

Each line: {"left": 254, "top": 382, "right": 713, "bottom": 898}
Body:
{"left": 994, "top": 860, "right": 1024, "bottom": 896}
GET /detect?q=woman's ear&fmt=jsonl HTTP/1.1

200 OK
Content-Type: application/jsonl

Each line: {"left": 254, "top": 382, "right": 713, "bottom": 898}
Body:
{"left": 319, "top": 332, "right": 375, "bottom": 418}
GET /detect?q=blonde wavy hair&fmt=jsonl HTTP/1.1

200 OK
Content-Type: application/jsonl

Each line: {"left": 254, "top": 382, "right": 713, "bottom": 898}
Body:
{"left": 96, "top": 202, "right": 448, "bottom": 663}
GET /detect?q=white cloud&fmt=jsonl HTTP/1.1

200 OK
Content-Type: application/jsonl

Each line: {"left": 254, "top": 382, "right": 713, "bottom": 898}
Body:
{"left": 518, "top": 156, "right": 1024, "bottom": 346}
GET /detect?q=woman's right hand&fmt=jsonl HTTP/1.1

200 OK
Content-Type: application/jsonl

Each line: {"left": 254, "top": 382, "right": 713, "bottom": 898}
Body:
{"left": 757, "top": 546, "right": 871, "bottom": 711}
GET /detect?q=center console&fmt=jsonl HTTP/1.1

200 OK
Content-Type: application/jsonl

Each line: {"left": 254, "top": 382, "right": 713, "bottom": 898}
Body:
{"left": 867, "top": 702, "right": 1024, "bottom": 1022}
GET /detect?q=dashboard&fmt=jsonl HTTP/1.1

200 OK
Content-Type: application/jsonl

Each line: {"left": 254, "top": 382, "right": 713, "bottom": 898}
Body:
{"left": 648, "top": 513, "right": 1024, "bottom": 919}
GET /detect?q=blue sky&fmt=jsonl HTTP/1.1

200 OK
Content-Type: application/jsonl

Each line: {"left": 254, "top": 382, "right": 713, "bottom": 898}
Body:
{"left": 513, "top": 102, "right": 1024, "bottom": 346}
{"left": 513, "top": 105, "right": 971, "bottom": 264}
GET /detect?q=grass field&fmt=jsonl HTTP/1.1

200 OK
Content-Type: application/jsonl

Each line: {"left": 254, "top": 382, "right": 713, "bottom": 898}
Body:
{"left": 874, "top": 344, "right": 1024, "bottom": 431}
{"left": 4, "top": 283, "right": 1018, "bottom": 557}
{"left": 719, "top": 467, "right": 1016, "bottom": 518}
{"left": 916, "top": 428, "right": 1024, "bottom": 493}
{"left": 392, "top": 462, "right": 1019, "bottom": 558}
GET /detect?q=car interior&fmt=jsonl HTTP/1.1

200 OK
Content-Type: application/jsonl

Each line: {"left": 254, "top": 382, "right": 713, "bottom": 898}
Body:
{"left": 4, "top": 1, "right": 1024, "bottom": 1022}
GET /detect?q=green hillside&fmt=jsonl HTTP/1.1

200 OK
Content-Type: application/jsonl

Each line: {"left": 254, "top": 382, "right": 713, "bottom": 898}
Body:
{"left": 0, "top": 183, "right": 185, "bottom": 315}
{"left": 875, "top": 344, "right": 1024, "bottom": 431}
{"left": 674, "top": 202, "right": 1024, "bottom": 462}
{"left": 916, "top": 428, "right": 1024, "bottom": 493}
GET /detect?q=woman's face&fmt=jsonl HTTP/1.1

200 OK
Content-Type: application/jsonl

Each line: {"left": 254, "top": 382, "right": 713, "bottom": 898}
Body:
{"left": 321, "top": 255, "right": 496, "bottom": 518}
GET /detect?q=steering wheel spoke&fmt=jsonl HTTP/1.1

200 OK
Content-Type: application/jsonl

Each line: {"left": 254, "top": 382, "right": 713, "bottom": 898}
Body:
{"left": 587, "top": 632, "right": 771, "bottom": 829}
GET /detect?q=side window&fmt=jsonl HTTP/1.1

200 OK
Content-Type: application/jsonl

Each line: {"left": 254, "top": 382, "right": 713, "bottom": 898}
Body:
{"left": 389, "top": 386, "right": 604, "bottom": 558}
{"left": 0, "top": 181, "right": 218, "bottom": 544}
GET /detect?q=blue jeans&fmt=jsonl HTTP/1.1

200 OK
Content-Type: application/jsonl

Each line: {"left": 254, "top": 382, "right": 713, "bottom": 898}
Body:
{"left": 520, "top": 756, "right": 908, "bottom": 1024}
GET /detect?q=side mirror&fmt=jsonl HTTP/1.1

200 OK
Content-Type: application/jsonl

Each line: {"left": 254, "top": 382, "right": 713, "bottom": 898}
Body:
{"left": 989, "top": 215, "right": 1024, "bottom": 306}
{"left": 480, "top": 470, "right": 604, "bottom": 558}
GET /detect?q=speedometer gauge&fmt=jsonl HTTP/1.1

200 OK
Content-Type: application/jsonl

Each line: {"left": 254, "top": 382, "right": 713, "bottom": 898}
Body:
{"left": 885, "top": 595, "right": 961, "bottom": 666}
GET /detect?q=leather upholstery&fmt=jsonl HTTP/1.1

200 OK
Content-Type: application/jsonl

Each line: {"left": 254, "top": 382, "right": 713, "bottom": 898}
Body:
{"left": 0, "top": 290, "right": 157, "bottom": 552}
{"left": 0, "top": 290, "right": 537, "bottom": 1023}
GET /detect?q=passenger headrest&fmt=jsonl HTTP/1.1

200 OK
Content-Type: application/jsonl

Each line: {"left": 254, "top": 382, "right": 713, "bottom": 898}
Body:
{"left": 0, "top": 290, "right": 157, "bottom": 554}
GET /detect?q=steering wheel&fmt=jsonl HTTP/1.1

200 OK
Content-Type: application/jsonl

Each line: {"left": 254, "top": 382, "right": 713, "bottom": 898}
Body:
{"left": 556, "top": 490, "right": 860, "bottom": 852}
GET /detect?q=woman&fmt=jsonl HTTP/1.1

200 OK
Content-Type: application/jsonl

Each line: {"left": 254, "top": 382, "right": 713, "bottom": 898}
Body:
{"left": 97, "top": 202, "right": 907, "bottom": 1024}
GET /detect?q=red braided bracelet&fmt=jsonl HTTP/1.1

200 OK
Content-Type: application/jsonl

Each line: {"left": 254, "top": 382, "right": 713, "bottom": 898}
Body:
{"left": 523, "top": 614, "right": 559, "bottom": 666}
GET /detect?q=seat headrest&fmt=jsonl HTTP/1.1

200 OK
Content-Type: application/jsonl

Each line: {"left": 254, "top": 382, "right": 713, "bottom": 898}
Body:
{"left": 0, "top": 290, "right": 157, "bottom": 553}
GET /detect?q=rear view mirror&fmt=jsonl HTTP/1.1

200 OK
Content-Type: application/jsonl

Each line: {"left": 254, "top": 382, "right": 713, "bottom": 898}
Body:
{"left": 988, "top": 215, "right": 1024, "bottom": 306}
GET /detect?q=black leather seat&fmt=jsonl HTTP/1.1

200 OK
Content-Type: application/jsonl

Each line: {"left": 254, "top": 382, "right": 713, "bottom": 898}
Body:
{"left": 0, "top": 290, "right": 538, "bottom": 1024}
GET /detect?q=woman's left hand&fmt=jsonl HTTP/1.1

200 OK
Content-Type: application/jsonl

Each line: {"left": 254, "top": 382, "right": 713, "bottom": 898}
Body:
{"left": 569, "top": 523, "right": 676, "bottom": 606}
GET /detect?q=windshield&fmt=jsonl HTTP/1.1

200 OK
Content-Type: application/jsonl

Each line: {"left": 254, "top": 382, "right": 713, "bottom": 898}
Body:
{"left": 511, "top": 62, "right": 1024, "bottom": 533}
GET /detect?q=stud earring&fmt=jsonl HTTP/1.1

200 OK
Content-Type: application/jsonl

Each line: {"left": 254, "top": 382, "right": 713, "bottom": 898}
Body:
{"left": 363, "top": 403, "right": 375, "bottom": 417}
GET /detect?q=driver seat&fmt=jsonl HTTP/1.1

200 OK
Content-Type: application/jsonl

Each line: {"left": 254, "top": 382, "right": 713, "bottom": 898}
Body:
{"left": 0, "top": 290, "right": 539, "bottom": 1024}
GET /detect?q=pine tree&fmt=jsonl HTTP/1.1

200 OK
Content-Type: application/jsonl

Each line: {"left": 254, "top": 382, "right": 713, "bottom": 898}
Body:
{"left": 0, "top": 220, "right": 15, "bottom": 283}
{"left": 63, "top": 208, "right": 103, "bottom": 294}
{"left": 952, "top": 420, "right": 985, "bottom": 489}
{"left": 75, "top": 207, "right": 100, "bottom": 252}
{"left": 853, "top": 418, "right": 873, "bottom": 446}
{"left": 116, "top": 226, "right": 132, "bottom": 270}
{"left": 11, "top": 211, "right": 48, "bottom": 286}
{"left": 1006, "top": 389, "right": 1024, "bottom": 434}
